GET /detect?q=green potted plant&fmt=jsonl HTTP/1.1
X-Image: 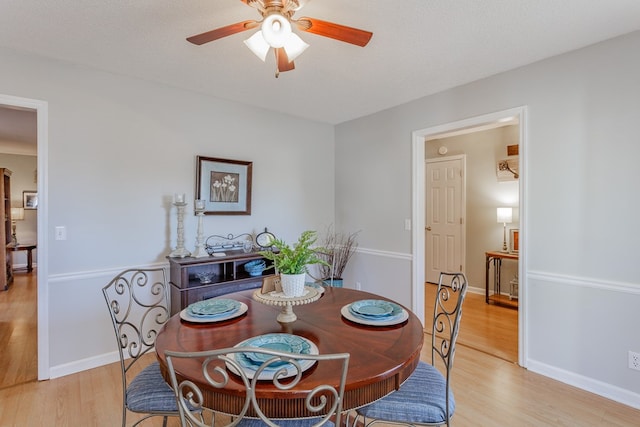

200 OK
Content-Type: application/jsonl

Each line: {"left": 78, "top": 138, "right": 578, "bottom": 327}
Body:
{"left": 260, "top": 230, "right": 329, "bottom": 296}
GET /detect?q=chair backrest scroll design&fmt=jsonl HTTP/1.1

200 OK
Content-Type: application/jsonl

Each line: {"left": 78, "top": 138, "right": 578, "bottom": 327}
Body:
{"left": 431, "top": 272, "right": 468, "bottom": 424}
{"left": 102, "top": 268, "right": 170, "bottom": 372}
{"left": 165, "top": 347, "right": 350, "bottom": 427}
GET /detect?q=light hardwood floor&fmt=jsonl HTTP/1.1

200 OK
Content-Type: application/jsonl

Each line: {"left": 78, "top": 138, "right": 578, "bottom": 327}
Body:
{"left": 2, "top": 340, "right": 639, "bottom": 426}
{"left": 425, "top": 282, "right": 518, "bottom": 363}
{"left": 1, "top": 281, "right": 639, "bottom": 425}
{"left": 0, "top": 270, "right": 38, "bottom": 389}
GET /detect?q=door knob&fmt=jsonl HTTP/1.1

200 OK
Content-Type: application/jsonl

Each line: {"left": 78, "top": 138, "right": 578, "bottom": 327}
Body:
{"left": 426, "top": 227, "right": 432, "bottom": 231}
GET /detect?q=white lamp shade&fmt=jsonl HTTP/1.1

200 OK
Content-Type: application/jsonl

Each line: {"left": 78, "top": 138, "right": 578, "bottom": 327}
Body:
{"left": 261, "top": 14, "right": 292, "bottom": 48}
{"left": 496, "top": 207, "right": 513, "bottom": 224}
{"left": 244, "top": 31, "right": 270, "bottom": 61}
{"left": 283, "top": 32, "right": 309, "bottom": 61}
{"left": 244, "top": 13, "right": 309, "bottom": 65}
{"left": 11, "top": 207, "right": 24, "bottom": 221}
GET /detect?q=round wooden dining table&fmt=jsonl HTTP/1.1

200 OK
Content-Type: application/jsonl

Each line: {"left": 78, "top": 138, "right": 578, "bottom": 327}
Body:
{"left": 155, "top": 286, "right": 424, "bottom": 418}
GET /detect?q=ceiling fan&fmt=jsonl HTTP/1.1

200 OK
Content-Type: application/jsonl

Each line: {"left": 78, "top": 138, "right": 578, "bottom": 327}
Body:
{"left": 187, "top": 0, "right": 373, "bottom": 77}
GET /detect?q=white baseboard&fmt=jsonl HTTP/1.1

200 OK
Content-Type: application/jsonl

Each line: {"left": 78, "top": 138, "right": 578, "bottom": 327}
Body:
{"left": 49, "top": 350, "right": 120, "bottom": 379}
{"left": 13, "top": 262, "right": 36, "bottom": 270}
{"left": 527, "top": 359, "right": 640, "bottom": 411}
{"left": 467, "top": 285, "right": 485, "bottom": 295}
{"left": 467, "top": 284, "right": 516, "bottom": 299}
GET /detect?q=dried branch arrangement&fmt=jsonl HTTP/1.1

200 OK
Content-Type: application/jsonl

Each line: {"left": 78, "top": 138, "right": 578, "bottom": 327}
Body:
{"left": 313, "top": 227, "right": 359, "bottom": 280}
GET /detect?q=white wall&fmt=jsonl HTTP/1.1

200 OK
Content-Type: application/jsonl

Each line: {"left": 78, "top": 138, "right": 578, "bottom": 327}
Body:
{"left": 0, "top": 47, "right": 335, "bottom": 371}
{"left": 336, "top": 31, "right": 640, "bottom": 408}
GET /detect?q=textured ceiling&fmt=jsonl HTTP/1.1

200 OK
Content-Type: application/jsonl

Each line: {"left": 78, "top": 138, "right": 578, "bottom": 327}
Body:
{"left": 0, "top": 0, "right": 640, "bottom": 150}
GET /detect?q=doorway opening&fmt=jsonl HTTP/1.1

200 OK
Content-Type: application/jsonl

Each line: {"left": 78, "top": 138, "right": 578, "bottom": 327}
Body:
{"left": 0, "top": 93, "right": 49, "bottom": 383}
{"left": 411, "top": 107, "right": 527, "bottom": 367}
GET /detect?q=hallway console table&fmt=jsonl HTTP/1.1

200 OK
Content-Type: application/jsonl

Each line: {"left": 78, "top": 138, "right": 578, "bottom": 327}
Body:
{"left": 7, "top": 243, "right": 37, "bottom": 273}
{"left": 485, "top": 250, "right": 519, "bottom": 309}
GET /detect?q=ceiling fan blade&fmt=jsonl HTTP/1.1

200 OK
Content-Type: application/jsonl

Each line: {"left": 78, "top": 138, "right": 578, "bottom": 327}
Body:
{"left": 187, "top": 20, "right": 258, "bottom": 45}
{"left": 275, "top": 48, "right": 295, "bottom": 73}
{"left": 295, "top": 17, "right": 372, "bottom": 47}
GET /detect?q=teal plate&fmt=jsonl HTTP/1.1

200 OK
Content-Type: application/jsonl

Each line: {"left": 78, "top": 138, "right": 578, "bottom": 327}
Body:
{"left": 349, "top": 302, "right": 404, "bottom": 321}
{"left": 179, "top": 302, "right": 248, "bottom": 323}
{"left": 229, "top": 334, "right": 318, "bottom": 380}
{"left": 241, "top": 334, "right": 311, "bottom": 366}
{"left": 188, "top": 298, "right": 240, "bottom": 316}
{"left": 187, "top": 307, "right": 239, "bottom": 319}
{"left": 341, "top": 303, "right": 409, "bottom": 326}
{"left": 349, "top": 299, "right": 395, "bottom": 318}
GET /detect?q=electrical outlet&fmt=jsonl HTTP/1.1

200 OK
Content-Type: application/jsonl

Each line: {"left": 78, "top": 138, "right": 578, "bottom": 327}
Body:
{"left": 628, "top": 351, "right": 640, "bottom": 371}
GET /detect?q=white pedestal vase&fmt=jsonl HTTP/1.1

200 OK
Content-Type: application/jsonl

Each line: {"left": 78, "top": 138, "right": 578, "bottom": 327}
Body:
{"left": 280, "top": 273, "right": 306, "bottom": 297}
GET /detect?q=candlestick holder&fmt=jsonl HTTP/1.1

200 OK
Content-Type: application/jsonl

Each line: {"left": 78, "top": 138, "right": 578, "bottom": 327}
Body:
{"left": 192, "top": 200, "right": 208, "bottom": 258}
{"left": 169, "top": 200, "right": 191, "bottom": 258}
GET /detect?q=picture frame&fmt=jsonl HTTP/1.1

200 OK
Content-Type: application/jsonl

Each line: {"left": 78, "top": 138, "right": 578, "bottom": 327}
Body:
{"left": 509, "top": 229, "right": 519, "bottom": 253}
{"left": 196, "top": 156, "right": 252, "bottom": 215}
{"left": 261, "top": 275, "right": 281, "bottom": 294}
{"left": 23, "top": 191, "right": 38, "bottom": 210}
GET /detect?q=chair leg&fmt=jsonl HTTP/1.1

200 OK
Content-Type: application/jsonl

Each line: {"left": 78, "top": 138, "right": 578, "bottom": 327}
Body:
{"left": 344, "top": 411, "right": 353, "bottom": 427}
{"left": 346, "top": 412, "right": 365, "bottom": 427}
{"left": 162, "top": 415, "right": 168, "bottom": 427}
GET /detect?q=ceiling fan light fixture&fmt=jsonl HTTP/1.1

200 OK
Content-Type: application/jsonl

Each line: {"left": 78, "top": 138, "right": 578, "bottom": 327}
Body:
{"left": 261, "top": 13, "right": 292, "bottom": 48}
{"left": 282, "top": 32, "right": 309, "bottom": 61}
{"left": 187, "top": 0, "right": 373, "bottom": 75}
{"left": 244, "top": 31, "right": 270, "bottom": 61}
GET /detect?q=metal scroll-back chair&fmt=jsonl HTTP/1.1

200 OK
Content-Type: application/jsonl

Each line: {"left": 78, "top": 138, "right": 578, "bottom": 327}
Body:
{"left": 102, "top": 268, "right": 179, "bottom": 427}
{"left": 165, "top": 347, "right": 350, "bottom": 427}
{"left": 354, "top": 272, "right": 468, "bottom": 427}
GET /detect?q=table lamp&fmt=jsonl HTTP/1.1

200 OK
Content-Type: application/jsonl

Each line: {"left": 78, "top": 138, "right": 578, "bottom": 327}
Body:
{"left": 11, "top": 207, "right": 24, "bottom": 245}
{"left": 496, "top": 207, "right": 512, "bottom": 252}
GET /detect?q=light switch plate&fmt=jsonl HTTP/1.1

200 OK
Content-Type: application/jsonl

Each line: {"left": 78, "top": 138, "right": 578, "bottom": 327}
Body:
{"left": 55, "top": 226, "right": 67, "bottom": 240}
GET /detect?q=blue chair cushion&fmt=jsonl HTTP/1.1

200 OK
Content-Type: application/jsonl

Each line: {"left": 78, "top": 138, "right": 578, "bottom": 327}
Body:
{"left": 357, "top": 361, "right": 455, "bottom": 424}
{"left": 127, "top": 361, "right": 179, "bottom": 413}
{"left": 238, "top": 418, "right": 334, "bottom": 426}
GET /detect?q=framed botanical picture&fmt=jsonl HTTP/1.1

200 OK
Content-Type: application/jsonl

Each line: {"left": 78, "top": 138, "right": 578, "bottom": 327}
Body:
{"left": 23, "top": 191, "right": 38, "bottom": 210}
{"left": 509, "top": 229, "right": 519, "bottom": 253}
{"left": 196, "top": 156, "right": 252, "bottom": 215}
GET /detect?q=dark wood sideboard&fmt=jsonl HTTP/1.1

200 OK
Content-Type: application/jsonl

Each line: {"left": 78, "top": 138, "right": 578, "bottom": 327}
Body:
{"left": 167, "top": 251, "right": 273, "bottom": 315}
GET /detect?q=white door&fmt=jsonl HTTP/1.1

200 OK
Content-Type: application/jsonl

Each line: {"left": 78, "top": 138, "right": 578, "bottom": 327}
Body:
{"left": 425, "top": 156, "right": 465, "bottom": 283}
